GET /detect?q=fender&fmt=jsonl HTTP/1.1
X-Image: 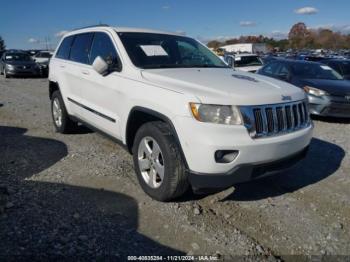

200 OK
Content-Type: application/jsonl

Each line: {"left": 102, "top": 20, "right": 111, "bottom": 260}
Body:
{"left": 126, "top": 106, "right": 189, "bottom": 169}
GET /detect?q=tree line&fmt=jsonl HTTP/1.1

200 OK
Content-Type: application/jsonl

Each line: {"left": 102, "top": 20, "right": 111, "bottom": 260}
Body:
{"left": 0, "top": 36, "right": 5, "bottom": 51}
{"left": 208, "top": 22, "right": 350, "bottom": 51}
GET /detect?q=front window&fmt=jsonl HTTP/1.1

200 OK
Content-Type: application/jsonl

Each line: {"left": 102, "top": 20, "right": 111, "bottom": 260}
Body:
{"left": 292, "top": 63, "right": 343, "bottom": 80}
{"left": 117, "top": 32, "right": 228, "bottom": 69}
{"left": 234, "top": 56, "right": 263, "bottom": 68}
{"left": 5, "top": 53, "right": 32, "bottom": 62}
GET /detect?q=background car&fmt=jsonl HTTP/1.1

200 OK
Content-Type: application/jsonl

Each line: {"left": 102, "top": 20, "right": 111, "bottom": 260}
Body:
{"left": 257, "top": 59, "right": 350, "bottom": 118}
{"left": 33, "top": 51, "right": 53, "bottom": 77}
{"left": 0, "top": 51, "right": 40, "bottom": 78}
{"left": 224, "top": 53, "right": 263, "bottom": 72}
{"left": 321, "top": 59, "right": 350, "bottom": 80}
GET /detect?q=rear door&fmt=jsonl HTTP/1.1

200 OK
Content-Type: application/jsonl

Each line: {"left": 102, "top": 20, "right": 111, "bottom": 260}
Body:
{"left": 64, "top": 33, "right": 94, "bottom": 119}
{"left": 51, "top": 35, "right": 81, "bottom": 116}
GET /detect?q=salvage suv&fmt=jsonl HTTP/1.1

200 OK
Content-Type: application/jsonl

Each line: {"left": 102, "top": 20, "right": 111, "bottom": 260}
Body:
{"left": 49, "top": 25, "right": 313, "bottom": 201}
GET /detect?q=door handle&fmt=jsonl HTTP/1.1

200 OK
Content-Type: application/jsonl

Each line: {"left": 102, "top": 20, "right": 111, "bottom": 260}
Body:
{"left": 81, "top": 70, "right": 90, "bottom": 75}
{"left": 60, "top": 65, "right": 65, "bottom": 68}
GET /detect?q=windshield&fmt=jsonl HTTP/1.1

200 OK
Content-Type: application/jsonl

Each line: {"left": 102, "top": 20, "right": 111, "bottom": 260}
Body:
{"left": 117, "top": 32, "right": 228, "bottom": 69}
{"left": 291, "top": 63, "right": 343, "bottom": 80}
{"left": 5, "top": 53, "right": 32, "bottom": 62}
{"left": 234, "top": 56, "right": 263, "bottom": 67}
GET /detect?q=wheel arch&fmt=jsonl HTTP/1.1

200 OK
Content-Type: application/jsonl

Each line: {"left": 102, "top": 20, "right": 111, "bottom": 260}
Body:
{"left": 125, "top": 106, "right": 189, "bottom": 169}
{"left": 49, "top": 81, "right": 60, "bottom": 100}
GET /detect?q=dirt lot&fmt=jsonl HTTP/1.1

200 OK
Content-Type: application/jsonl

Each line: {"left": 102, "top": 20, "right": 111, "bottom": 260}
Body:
{"left": 0, "top": 77, "right": 349, "bottom": 260}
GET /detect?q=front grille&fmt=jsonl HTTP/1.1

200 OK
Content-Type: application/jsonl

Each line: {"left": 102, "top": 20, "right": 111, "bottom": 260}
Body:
{"left": 16, "top": 65, "right": 31, "bottom": 70}
{"left": 240, "top": 100, "right": 310, "bottom": 138}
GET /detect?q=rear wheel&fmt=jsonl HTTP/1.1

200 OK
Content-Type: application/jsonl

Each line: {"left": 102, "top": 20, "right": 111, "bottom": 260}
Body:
{"left": 132, "top": 121, "right": 189, "bottom": 201}
{"left": 51, "top": 90, "right": 77, "bottom": 133}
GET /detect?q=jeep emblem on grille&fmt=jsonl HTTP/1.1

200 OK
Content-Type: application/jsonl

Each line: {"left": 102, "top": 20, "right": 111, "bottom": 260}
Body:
{"left": 345, "top": 95, "right": 350, "bottom": 101}
{"left": 281, "top": 95, "right": 292, "bottom": 101}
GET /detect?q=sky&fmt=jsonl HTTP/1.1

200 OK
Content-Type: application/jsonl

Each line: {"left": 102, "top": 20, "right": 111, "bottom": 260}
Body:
{"left": 1, "top": 0, "right": 350, "bottom": 49}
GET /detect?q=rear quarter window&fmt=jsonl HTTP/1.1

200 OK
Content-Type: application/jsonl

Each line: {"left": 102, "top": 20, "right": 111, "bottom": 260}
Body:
{"left": 56, "top": 36, "right": 74, "bottom": 60}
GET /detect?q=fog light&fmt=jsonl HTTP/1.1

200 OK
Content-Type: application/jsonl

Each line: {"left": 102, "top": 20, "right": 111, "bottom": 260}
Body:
{"left": 214, "top": 150, "right": 239, "bottom": 163}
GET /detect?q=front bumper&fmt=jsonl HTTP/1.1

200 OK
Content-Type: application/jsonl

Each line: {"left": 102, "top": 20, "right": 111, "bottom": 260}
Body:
{"left": 308, "top": 94, "right": 350, "bottom": 118}
{"left": 189, "top": 146, "right": 309, "bottom": 189}
{"left": 6, "top": 68, "right": 40, "bottom": 77}
{"left": 173, "top": 116, "right": 313, "bottom": 175}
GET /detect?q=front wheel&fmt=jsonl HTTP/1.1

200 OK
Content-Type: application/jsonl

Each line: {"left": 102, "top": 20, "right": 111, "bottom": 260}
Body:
{"left": 132, "top": 121, "right": 189, "bottom": 201}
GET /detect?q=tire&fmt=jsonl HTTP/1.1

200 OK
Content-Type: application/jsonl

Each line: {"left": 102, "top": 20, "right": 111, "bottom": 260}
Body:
{"left": 132, "top": 121, "right": 189, "bottom": 201}
{"left": 51, "top": 90, "right": 77, "bottom": 133}
{"left": 3, "top": 69, "right": 8, "bottom": 78}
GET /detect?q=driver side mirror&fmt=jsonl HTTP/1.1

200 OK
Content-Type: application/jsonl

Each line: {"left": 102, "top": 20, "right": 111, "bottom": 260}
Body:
{"left": 92, "top": 56, "right": 109, "bottom": 76}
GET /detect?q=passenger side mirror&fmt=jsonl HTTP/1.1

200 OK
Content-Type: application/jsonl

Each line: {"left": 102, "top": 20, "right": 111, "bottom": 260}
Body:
{"left": 92, "top": 56, "right": 109, "bottom": 76}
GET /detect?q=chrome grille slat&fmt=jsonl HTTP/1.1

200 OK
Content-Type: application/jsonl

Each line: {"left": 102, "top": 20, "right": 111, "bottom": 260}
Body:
{"left": 281, "top": 106, "right": 287, "bottom": 131}
{"left": 290, "top": 105, "right": 295, "bottom": 128}
{"left": 261, "top": 108, "right": 268, "bottom": 134}
{"left": 240, "top": 100, "right": 311, "bottom": 139}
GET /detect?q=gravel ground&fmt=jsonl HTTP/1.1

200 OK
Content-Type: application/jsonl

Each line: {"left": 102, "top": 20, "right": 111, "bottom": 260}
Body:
{"left": 0, "top": 77, "right": 349, "bottom": 260}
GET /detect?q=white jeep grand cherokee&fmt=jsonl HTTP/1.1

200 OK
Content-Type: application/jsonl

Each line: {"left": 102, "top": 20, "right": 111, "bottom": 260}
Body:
{"left": 49, "top": 26, "right": 313, "bottom": 201}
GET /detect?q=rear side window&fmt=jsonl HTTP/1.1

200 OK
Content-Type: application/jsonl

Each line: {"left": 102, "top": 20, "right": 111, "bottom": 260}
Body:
{"left": 56, "top": 36, "right": 74, "bottom": 59}
{"left": 69, "top": 33, "right": 94, "bottom": 64}
{"left": 89, "top": 32, "right": 120, "bottom": 69}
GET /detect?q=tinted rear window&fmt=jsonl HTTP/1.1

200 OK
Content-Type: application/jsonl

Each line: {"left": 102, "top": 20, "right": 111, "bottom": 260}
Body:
{"left": 69, "top": 33, "right": 94, "bottom": 64}
{"left": 56, "top": 36, "right": 74, "bottom": 60}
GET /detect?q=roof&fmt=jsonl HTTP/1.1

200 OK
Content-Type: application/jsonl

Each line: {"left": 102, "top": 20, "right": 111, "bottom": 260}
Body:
{"left": 324, "top": 58, "right": 350, "bottom": 62}
{"left": 113, "top": 27, "right": 182, "bottom": 36}
{"left": 68, "top": 25, "right": 183, "bottom": 36}
{"left": 277, "top": 59, "right": 322, "bottom": 65}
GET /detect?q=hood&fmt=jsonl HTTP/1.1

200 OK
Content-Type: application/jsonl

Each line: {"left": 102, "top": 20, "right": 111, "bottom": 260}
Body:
{"left": 141, "top": 68, "right": 305, "bottom": 105}
{"left": 300, "top": 78, "right": 350, "bottom": 96}
{"left": 6, "top": 60, "right": 36, "bottom": 66}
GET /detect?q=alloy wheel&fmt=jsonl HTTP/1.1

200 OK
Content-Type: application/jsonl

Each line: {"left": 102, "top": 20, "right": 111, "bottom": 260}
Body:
{"left": 137, "top": 136, "right": 165, "bottom": 188}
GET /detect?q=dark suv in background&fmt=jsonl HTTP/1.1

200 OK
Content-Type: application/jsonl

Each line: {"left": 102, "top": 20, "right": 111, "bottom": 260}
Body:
{"left": 257, "top": 59, "right": 350, "bottom": 118}
{"left": 321, "top": 59, "right": 350, "bottom": 80}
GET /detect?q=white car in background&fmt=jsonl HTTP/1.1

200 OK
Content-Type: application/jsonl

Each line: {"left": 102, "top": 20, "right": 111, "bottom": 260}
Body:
{"left": 33, "top": 51, "right": 53, "bottom": 64}
{"left": 225, "top": 53, "right": 264, "bottom": 73}
{"left": 33, "top": 51, "right": 53, "bottom": 76}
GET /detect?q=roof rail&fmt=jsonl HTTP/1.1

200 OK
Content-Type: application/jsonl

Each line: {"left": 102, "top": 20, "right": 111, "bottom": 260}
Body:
{"left": 73, "top": 24, "right": 110, "bottom": 30}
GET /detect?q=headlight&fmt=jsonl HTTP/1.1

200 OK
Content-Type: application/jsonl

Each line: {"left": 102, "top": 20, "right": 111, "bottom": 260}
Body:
{"left": 190, "top": 103, "right": 242, "bottom": 125}
{"left": 6, "top": 64, "right": 14, "bottom": 69}
{"left": 303, "top": 86, "right": 328, "bottom": 97}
